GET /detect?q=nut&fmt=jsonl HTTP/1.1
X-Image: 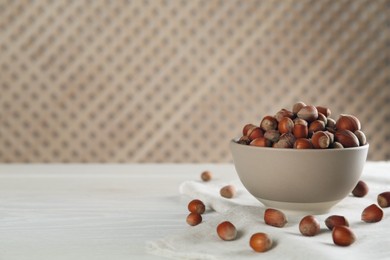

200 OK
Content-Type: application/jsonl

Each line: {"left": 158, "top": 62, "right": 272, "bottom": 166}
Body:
{"left": 297, "top": 105, "right": 318, "bottom": 122}
{"left": 293, "top": 138, "right": 313, "bottom": 149}
{"left": 324, "top": 131, "right": 334, "bottom": 143}
{"left": 242, "top": 124, "right": 257, "bottom": 136}
{"left": 272, "top": 139, "right": 292, "bottom": 148}
{"left": 326, "top": 118, "right": 336, "bottom": 129}
{"left": 260, "top": 116, "right": 278, "bottom": 131}
{"left": 311, "top": 131, "right": 330, "bottom": 149}
{"left": 220, "top": 185, "right": 236, "bottom": 199}
{"left": 354, "top": 130, "right": 367, "bottom": 146}
{"left": 352, "top": 180, "right": 369, "bottom": 197}
{"left": 237, "top": 135, "right": 251, "bottom": 145}
{"left": 292, "top": 101, "right": 306, "bottom": 115}
{"left": 336, "top": 114, "right": 361, "bottom": 132}
{"left": 331, "top": 141, "right": 344, "bottom": 149}
{"left": 299, "top": 215, "right": 320, "bottom": 236}
{"left": 247, "top": 127, "right": 264, "bottom": 141}
{"left": 188, "top": 199, "right": 206, "bottom": 214}
{"left": 317, "top": 112, "right": 328, "bottom": 125}
{"left": 275, "top": 109, "right": 295, "bottom": 122}
{"left": 334, "top": 130, "right": 359, "bottom": 148}
{"left": 316, "top": 106, "right": 331, "bottom": 117}
{"left": 308, "top": 120, "right": 325, "bottom": 136}
{"left": 216, "top": 221, "right": 237, "bottom": 241}
{"left": 293, "top": 124, "right": 308, "bottom": 139}
{"left": 294, "top": 118, "right": 308, "bottom": 126}
{"left": 264, "top": 130, "right": 280, "bottom": 143}
{"left": 332, "top": 226, "right": 356, "bottom": 246}
{"left": 250, "top": 137, "right": 272, "bottom": 147}
{"left": 361, "top": 204, "right": 384, "bottom": 223}
{"left": 278, "top": 117, "right": 294, "bottom": 134}
{"left": 249, "top": 233, "right": 273, "bottom": 252}
{"left": 325, "top": 215, "right": 349, "bottom": 230}
{"left": 264, "top": 208, "right": 287, "bottom": 227}
{"left": 377, "top": 191, "right": 390, "bottom": 208}
{"left": 201, "top": 171, "right": 212, "bottom": 182}
{"left": 186, "top": 212, "right": 202, "bottom": 226}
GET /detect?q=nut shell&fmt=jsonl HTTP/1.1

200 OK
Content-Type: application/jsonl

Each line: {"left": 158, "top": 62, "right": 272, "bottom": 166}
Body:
{"left": 336, "top": 114, "right": 361, "bottom": 132}
{"left": 264, "top": 208, "right": 287, "bottom": 227}
{"left": 361, "top": 204, "right": 383, "bottom": 223}
{"left": 377, "top": 191, "right": 390, "bottom": 208}
{"left": 186, "top": 212, "right": 202, "bottom": 226}
{"left": 334, "top": 130, "right": 359, "bottom": 148}
{"left": 316, "top": 106, "right": 331, "bottom": 117}
{"left": 278, "top": 117, "right": 294, "bottom": 134}
{"left": 292, "top": 101, "right": 306, "bottom": 115}
{"left": 260, "top": 116, "right": 278, "bottom": 131}
{"left": 352, "top": 180, "right": 369, "bottom": 197}
{"left": 354, "top": 130, "right": 367, "bottom": 146}
{"left": 299, "top": 215, "right": 320, "bottom": 236}
{"left": 250, "top": 233, "right": 273, "bottom": 252}
{"left": 297, "top": 105, "right": 318, "bottom": 122}
{"left": 332, "top": 226, "right": 356, "bottom": 246}
{"left": 220, "top": 185, "right": 236, "bottom": 199}
{"left": 311, "top": 131, "right": 330, "bottom": 149}
{"left": 247, "top": 127, "right": 264, "bottom": 141}
{"left": 217, "top": 221, "right": 237, "bottom": 241}
{"left": 293, "top": 124, "right": 308, "bottom": 139}
{"left": 188, "top": 199, "right": 205, "bottom": 214}
{"left": 250, "top": 137, "right": 272, "bottom": 147}
{"left": 325, "top": 215, "right": 349, "bottom": 230}
{"left": 294, "top": 138, "right": 313, "bottom": 149}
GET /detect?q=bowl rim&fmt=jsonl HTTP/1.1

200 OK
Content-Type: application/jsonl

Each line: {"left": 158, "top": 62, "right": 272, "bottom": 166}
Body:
{"left": 230, "top": 139, "right": 369, "bottom": 152}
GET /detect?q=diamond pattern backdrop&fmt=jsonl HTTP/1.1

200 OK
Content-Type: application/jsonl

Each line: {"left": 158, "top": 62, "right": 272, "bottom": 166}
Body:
{"left": 0, "top": 0, "right": 389, "bottom": 162}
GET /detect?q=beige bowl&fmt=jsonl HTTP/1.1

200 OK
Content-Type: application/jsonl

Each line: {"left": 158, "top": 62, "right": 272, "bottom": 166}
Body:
{"left": 230, "top": 140, "right": 369, "bottom": 214}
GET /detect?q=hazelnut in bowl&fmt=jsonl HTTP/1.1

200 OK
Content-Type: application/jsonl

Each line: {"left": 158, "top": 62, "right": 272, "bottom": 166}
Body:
{"left": 230, "top": 104, "right": 369, "bottom": 214}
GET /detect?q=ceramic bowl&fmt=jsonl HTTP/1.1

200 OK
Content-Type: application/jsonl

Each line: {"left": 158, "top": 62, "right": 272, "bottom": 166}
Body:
{"left": 230, "top": 140, "right": 369, "bottom": 214}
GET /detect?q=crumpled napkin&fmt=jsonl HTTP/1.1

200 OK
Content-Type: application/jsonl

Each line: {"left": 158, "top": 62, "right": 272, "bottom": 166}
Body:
{"left": 146, "top": 165, "right": 390, "bottom": 260}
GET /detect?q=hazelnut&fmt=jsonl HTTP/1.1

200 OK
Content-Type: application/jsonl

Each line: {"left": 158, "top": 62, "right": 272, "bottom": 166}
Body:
{"left": 297, "top": 105, "right": 318, "bottom": 122}
{"left": 188, "top": 199, "right": 205, "bottom": 214}
{"left": 311, "top": 131, "right": 330, "bottom": 149}
{"left": 308, "top": 120, "right": 325, "bottom": 136}
{"left": 299, "top": 215, "right": 320, "bottom": 236}
{"left": 361, "top": 204, "right": 383, "bottom": 223}
{"left": 275, "top": 109, "right": 295, "bottom": 122}
{"left": 250, "top": 137, "right": 272, "bottom": 147}
{"left": 242, "top": 123, "right": 257, "bottom": 136}
{"left": 294, "top": 138, "right": 313, "bottom": 149}
{"left": 250, "top": 233, "right": 273, "bottom": 252}
{"left": 336, "top": 114, "right": 361, "bottom": 132}
{"left": 272, "top": 139, "right": 292, "bottom": 148}
{"left": 264, "top": 129, "right": 280, "bottom": 143}
{"left": 352, "top": 180, "right": 369, "bottom": 197}
{"left": 260, "top": 116, "right": 278, "bottom": 131}
{"left": 332, "top": 226, "right": 356, "bottom": 246}
{"left": 331, "top": 141, "right": 344, "bottom": 149}
{"left": 220, "top": 185, "right": 236, "bottom": 199}
{"left": 264, "top": 208, "right": 287, "bottom": 227}
{"left": 354, "top": 130, "right": 367, "bottom": 146}
{"left": 216, "top": 221, "right": 237, "bottom": 241}
{"left": 237, "top": 136, "right": 250, "bottom": 145}
{"left": 247, "top": 127, "right": 264, "bottom": 141}
{"left": 335, "top": 130, "right": 359, "bottom": 148}
{"left": 317, "top": 112, "right": 328, "bottom": 125}
{"left": 325, "top": 215, "right": 349, "bottom": 230}
{"left": 278, "top": 117, "right": 294, "bottom": 134}
{"left": 293, "top": 124, "right": 308, "bottom": 139}
{"left": 377, "top": 191, "right": 390, "bottom": 208}
{"left": 186, "top": 212, "right": 202, "bottom": 226}
{"left": 326, "top": 118, "right": 336, "bottom": 129}
{"left": 201, "top": 171, "right": 212, "bottom": 182}
{"left": 316, "top": 106, "right": 331, "bottom": 117}
{"left": 294, "top": 118, "right": 308, "bottom": 126}
{"left": 292, "top": 101, "right": 306, "bottom": 115}
{"left": 324, "top": 131, "right": 334, "bottom": 143}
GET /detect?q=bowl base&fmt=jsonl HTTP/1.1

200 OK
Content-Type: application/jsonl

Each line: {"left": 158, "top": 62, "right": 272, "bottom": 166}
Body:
{"left": 257, "top": 198, "right": 341, "bottom": 215}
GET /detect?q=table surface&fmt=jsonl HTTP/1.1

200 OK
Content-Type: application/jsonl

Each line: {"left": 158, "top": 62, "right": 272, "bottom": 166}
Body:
{"left": 0, "top": 164, "right": 238, "bottom": 260}
{"left": 0, "top": 163, "right": 389, "bottom": 260}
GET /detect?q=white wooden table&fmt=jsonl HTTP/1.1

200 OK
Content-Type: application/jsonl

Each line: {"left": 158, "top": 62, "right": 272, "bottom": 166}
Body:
{"left": 0, "top": 164, "right": 237, "bottom": 260}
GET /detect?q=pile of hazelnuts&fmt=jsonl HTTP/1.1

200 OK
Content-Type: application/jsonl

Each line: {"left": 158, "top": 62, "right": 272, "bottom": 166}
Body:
{"left": 237, "top": 101, "right": 367, "bottom": 149}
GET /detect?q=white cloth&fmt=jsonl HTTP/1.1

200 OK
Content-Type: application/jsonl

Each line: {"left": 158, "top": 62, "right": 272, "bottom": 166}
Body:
{"left": 147, "top": 162, "right": 390, "bottom": 260}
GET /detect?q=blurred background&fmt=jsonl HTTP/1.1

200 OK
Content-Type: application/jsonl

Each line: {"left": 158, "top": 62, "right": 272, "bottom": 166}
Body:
{"left": 0, "top": 0, "right": 389, "bottom": 163}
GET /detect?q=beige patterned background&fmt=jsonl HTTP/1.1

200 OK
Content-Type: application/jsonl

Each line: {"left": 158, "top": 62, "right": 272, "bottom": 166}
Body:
{"left": 0, "top": 0, "right": 389, "bottom": 163}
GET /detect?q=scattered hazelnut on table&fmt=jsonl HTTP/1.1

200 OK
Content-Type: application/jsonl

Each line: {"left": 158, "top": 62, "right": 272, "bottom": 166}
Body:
{"left": 250, "top": 232, "right": 273, "bottom": 252}
{"left": 351, "top": 180, "right": 369, "bottom": 197}
{"left": 186, "top": 212, "right": 202, "bottom": 226}
{"left": 216, "top": 221, "right": 237, "bottom": 241}
{"left": 188, "top": 199, "right": 205, "bottom": 214}
{"left": 325, "top": 215, "right": 349, "bottom": 230}
{"left": 220, "top": 185, "right": 236, "bottom": 199}
{"left": 361, "top": 204, "right": 383, "bottom": 223}
{"left": 264, "top": 208, "right": 287, "bottom": 228}
{"left": 332, "top": 226, "right": 356, "bottom": 246}
{"left": 377, "top": 191, "right": 390, "bottom": 208}
{"left": 200, "top": 171, "right": 212, "bottom": 182}
{"left": 299, "top": 215, "right": 320, "bottom": 236}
